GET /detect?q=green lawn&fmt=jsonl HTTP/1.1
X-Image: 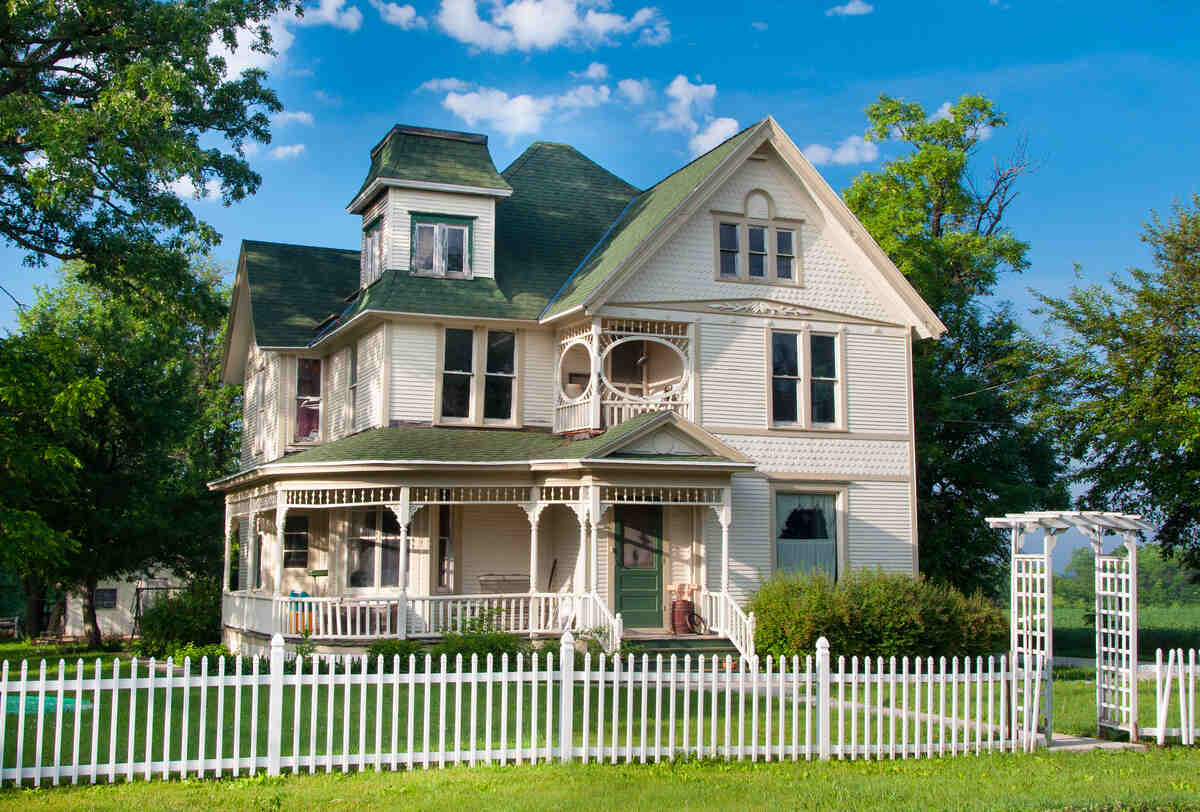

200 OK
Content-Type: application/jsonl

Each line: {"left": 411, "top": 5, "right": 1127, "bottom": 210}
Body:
{"left": 1053, "top": 604, "right": 1200, "bottom": 660}
{"left": 1, "top": 749, "right": 1199, "bottom": 811}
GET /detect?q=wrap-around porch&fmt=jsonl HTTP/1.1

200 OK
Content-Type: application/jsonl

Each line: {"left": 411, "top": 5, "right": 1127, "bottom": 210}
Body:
{"left": 222, "top": 482, "right": 755, "bottom": 657}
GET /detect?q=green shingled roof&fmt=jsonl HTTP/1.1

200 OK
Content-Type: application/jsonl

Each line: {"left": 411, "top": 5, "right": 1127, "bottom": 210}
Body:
{"left": 351, "top": 126, "right": 510, "bottom": 208}
{"left": 541, "top": 122, "right": 758, "bottom": 318}
{"left": 494, "top": 141, "right": 639, "bottom": 312}
{"left": 242, "top": 241, "right": 361, "bottom": 348}
{"left": 277, "top": 411, "right": 676, "bottom": 465}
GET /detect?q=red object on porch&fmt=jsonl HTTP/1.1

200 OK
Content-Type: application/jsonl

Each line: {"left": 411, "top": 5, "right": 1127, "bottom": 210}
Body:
{"left": 671, "top": 599, "right": 695, "bottom": 634}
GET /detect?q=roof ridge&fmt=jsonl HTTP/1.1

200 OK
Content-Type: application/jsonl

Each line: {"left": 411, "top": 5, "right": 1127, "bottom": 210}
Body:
{"left": 500, "top": 141, "right": 544, "bottom": 179}
{"left": 243, "top": 238, "right": 359, "bottom": 255}
{"left": 639, "top": 118, "right": 763, "bottom": 195}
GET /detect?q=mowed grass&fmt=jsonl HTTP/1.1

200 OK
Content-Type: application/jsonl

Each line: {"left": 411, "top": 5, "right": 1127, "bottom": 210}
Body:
{"left": 1053, "top": 604, "right": 1200, "bottom": 660}
{"left": 1, "top": 748, "right": 1199, "bottom": 811}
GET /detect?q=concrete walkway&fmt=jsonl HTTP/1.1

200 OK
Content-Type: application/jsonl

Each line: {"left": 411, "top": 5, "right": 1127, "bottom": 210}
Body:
{"left": 1047, "top": 733, "right": 1146, "bottom": 752}
{"left": 1053, "top": 656, "right": 1159, "bottom": 680}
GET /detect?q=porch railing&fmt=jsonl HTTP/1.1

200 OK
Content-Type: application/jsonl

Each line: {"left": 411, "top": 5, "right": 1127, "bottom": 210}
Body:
{"left": 406, "top": 593, "right": 572, "bottom": 638}
{"left": 700, "top": 590, "right": 756, "bottom": 660}
{"left": 576, "top": 592, "right": 623, "bottom": 653}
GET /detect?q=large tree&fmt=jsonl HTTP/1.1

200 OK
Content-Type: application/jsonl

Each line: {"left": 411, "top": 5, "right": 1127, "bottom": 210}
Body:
{"left": 1, "top": 0, "right": 297, "bottom": 313}
{"left": 1016, "top": 196, "right": 1200, "bottom": 577}
{"left": 0, "top": 262, "right": 240, "bottom": 643}
{"left": 843, "top": 94, "right": 1070, "bottom": 596}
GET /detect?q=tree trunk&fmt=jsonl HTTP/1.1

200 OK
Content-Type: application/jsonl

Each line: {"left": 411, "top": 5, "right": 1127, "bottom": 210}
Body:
{"left": 22, "top": 576, "right": 45, "bottom": 638}
{"left": 83, "top": 575, "right": 102, "bottom": 648}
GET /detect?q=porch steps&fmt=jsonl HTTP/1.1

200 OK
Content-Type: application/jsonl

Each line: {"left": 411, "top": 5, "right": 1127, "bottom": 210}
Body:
{"left": 622, "top": 634, "right": 741, "bottom": 664}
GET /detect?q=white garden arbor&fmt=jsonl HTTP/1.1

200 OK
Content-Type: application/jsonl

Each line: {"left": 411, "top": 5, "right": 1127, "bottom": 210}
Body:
{"left": 987, "top": 510, "right": 1153, "bottom": 742}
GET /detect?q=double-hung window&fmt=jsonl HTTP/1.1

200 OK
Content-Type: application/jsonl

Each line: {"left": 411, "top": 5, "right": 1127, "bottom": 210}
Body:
{"left": 484, "top": 330, "right": 516, "bottom": 421}
{"left": 346, "top": 345, "right": 358, "bottom": 429}
{"left": 439, "top": 328, "right": 519, "bottom": 424}
{"left": 436, "top": 505, "right": 454, "bottom": 591}
{"left": 776, "top": 229, "right": 795, "bottom": 280}
{"left": 283, "top": 515, "right": 309, "bottom": 569}
{"left": 294, "top": 358, "right": 321, "bottom": 443}
{"left": 770, "top": 331, "right": 841, "bottom": 428}
{"left": 346, "top": 509, "right": 403, "bottom": 590}
{"left": 748, "top": 225, "right": 768, "bottom": 278}
{"left": 718, "top": 223, "right": 739, "bottom": 278}
{"left": 412, "top": 216, "right": 472, "bottom": 277}
{"left": 441, "top": 328, "right": 474, "bottom": 419}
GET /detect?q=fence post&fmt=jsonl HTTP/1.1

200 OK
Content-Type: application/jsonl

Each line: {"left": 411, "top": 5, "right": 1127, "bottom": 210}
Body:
{"left": 816, "top": 636, "right": 831, "bottom": 761}
{"left": 559, "top": 631, "right": 576, "bottom": 763}
{"left": 267, "top": 633, "right": 284, "bottom": 776}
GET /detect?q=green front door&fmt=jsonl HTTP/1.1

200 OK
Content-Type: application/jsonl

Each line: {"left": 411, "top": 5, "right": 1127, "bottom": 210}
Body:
{"left": 614, "top": 505, "right": 663, "bottom": 628}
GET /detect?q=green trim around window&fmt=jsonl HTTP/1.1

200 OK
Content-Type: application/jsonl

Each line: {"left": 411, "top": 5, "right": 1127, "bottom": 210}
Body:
{"left": 409, "top": 212, "right": 476, "bottom": 276}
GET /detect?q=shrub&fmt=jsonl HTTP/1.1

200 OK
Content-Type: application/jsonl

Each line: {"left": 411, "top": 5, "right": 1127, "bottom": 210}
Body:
{"left": 366, "top": 639, "right": 426, "bottom": 670}
{"left": 135, "top": 577, "right": 221, "bottom": 658}
{"left": 430, "top": 609, "right": 530, "bottom": 666}
{"left": 748, "top": 569, "right": 1007, "bottom": 660}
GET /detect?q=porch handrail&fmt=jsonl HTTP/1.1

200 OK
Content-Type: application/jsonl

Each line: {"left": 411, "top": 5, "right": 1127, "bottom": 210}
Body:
{"left": 576, "top": 592, "right": 623, "bottom": 654}
{"left": 700, "top": 589, "right": 756, "bottom": 661}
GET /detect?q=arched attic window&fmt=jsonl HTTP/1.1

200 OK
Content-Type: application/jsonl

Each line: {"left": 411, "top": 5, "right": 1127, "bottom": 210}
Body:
{"left": 712, "top": 188, "right": 800, "bottom": 285}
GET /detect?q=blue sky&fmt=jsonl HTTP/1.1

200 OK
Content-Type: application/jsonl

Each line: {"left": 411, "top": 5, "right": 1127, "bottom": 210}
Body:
{"left": 4, "top": 0, "right": 1198, "bottom": 566}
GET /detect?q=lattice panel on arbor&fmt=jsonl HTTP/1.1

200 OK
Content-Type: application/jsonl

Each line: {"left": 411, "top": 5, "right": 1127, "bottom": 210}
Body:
{"left": 1096, "top": 552, "right": 1139, "bottom": 734}
{"left": 1013, "top": 553, "right": 1051, "bottom": 663}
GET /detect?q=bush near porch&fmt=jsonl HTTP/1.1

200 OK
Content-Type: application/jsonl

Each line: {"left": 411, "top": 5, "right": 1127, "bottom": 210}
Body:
{"left": 133, "top": 577, "right": 221, "bottom": 658}
{"left": 749, "top": 570, "right": 1006, "bottom": 660}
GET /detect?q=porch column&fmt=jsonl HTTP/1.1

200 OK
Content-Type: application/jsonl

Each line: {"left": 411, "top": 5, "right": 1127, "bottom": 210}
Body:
{"left": 521, "top": 494, "right": 545, "bottom": 593}
{"left": 385, "top": 487, "right": 413, "bottom": 640}
{"left": 575, "top": 506, "right": 589, "bottom": 595}
{"left": 222, "top": 501, "right": 233, "bottom": 594}
{"left": 274, "top": 490, "right": 289, "bottom": 597}
{"left": 588, "top": 317, "right": 603, "bottom": 430}
{"left": 719, "top": 487, "right": 733, "bottom": 593}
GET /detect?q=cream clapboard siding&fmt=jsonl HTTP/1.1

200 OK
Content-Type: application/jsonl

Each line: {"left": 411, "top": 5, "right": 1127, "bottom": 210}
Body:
{"left": 389, "top": 322, "right": 437, "bottom": 424}
{"left": 538, "top": 505, "right": 580, "bottom": 593}
{"left": 703, "top": 475, "right": 771, "bottom": 604}
{"left": 610, "top": 153, "right": 894, "bottom": 324}
{"left": 522, "top": 329, "right": 555, "bottom": 427}
{"left": 387, "top": 188, "right": 495, "bottom": 280}
{"left": 360, "top": 194, "right": 389, "bottom": 287}
{"left": 847, "top": 481, "right": 914, "bottom": 574}
{"left": 264, "top": 354, "right": 280, "bottom": 460}
{"left": 845, "top": 333, "right": 909, "bottom": 434}
{"left": 456, "top": 505, "right": 531, "bottom": 593}
{"left": 240, "top": 362, "right": 256, "bottom": 468}
{"left": 698, "top": 322, "right": 766, "bottom": 427}
{"left": 665, "top": 506, "right": 696, "bottom": 587}
{"left": 326, "top": 348, "right": 348, "bottom": 440}
{"left": 355, "top": 327, "right": 385, "bottom": 432}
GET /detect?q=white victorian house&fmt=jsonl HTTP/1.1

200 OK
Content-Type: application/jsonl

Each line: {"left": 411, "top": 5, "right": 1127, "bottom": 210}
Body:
{"left": 212, "top": 117, "right": 946, "bottom": 658}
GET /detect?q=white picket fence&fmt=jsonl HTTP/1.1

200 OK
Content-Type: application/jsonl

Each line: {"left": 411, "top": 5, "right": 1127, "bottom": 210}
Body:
{"left": 0, "top": 636, "right": 1046, "bottom": 787}
{"left": 1144, "top": 648, "right": 1198, "bottom": 745}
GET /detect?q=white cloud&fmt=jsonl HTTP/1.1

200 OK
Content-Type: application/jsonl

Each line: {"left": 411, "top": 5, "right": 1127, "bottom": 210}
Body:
{"left": 617, "top": 77, "right": 651, "bottom": 104}
{"left": 170, "top": 177, "right": 221, "bottom": 201}
{"left": 825, "top": 0, "right": 874, "bottom": 16}
{"left": 689, "top": 117, "right": 739, "bottom": 157}
{"left": 242, "top": 142, "right": 260, "bottom": 156}
{"left": 929, "top": 100, "right": 994, "bottom": 141}
{"left": 802, "top": 134, "right": 879, "bottom": 166}
{"left": 653, "top": 74, "right": 716, "bottom": 134}
{"left": 572, "top": 62, "right": 609, "bottom": 81}
{"left": 435, "top": 0, "right": 668, "bottom": 53}
{"left": 370, "top": 0, "right": 427, "bottom": 27}
{"left": 418, "top": 77, "right": 473, "bottom": 92}
{"left": 210, "top": 16, "right": 296, "bottom": 77}
{"left": 443, "top": 88, "right": 557, "bottom": 136}
{"left": 751, "top": 20, "right": 768, "bottom": 31}
{"left": 269, "top": 143, "right": 307, "bottom": 159}
{"left": 296, "top": 0, "right": 364, "bottom": 31}
{"left": 313, "top": 90, "right": 342, "bottom": 105}
{"left": 274, "top": 110, "right": 315, "bottom": 126}
{"left": 557, "top": 84, "right": 611, "bottom": 109}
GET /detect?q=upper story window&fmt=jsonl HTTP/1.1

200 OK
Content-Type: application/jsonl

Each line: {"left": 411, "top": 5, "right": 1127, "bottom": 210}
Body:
{"left": 412, "top": 214, "right": 472, "bottom": 278}
{"left": 713, "top": 190, "right": 802, "bottom": 286}
{"left": 362, "top": 216, "right": 384, "bottom": 285}
{"left": 346, "top": 344, "right": 359, "bottom": 429}
{"left": 439, "top": 327, "right": 518, "bottom": 424}
{"left": 770, "top": 331, "right": 842, "bottom": 428}
{"left": 294, "top": 358, "right": 321, "bottom": 444}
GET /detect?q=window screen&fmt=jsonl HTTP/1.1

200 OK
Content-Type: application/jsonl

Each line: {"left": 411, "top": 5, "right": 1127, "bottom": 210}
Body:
{"left": 775, "top": 493, "right": 837, "bottom": 578}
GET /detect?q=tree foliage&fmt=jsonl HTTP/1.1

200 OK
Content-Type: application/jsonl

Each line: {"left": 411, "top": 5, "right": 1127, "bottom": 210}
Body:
{"left": 0, "top": 0, "right": 297, "bottom": 313}
{"left": 1055, "top": 543, "right": 1200, "bottom": 606}
{"left": 0, "top": 262, "right": 240, "bottom": 642}
{"left": 1017, "top": 196, "right": 1200, "bottom": 576}
{"left": 843, "top": 94, "right": 1069, "bottom": 596}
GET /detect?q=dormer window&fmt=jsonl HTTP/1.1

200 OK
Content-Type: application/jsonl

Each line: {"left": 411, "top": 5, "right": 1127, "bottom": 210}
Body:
{"left": 362, "top": 216, "right": 384, "bottom": 286}
{"left": 411, "top": 214, "right": 472, "bottom": 278}
{"left": 712, "top": 189, "right": 802, "bottom": 285}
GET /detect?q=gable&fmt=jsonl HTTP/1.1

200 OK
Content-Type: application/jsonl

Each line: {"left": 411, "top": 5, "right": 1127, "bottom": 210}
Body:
{"left": 608, "top": 146, "right": 900, "bottom": 324}
{"left": 613, "top": 425, "right": 715, "bottom": 457}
